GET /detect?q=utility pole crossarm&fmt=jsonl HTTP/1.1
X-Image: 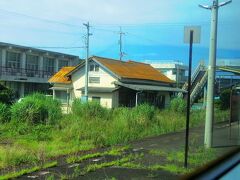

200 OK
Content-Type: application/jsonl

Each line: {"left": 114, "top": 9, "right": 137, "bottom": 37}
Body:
{"left": 218, "top": 0, "right": 232, "bottom": 7}
{"left": 199, "top": 4, "right": 212, "bottom": 9}
{"left": 199, "top": 0, "right": 232, "bottom": 10}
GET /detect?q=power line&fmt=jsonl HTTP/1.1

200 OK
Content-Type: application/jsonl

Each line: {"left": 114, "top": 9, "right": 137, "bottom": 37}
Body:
{"left": 0, "top": 8, "right": 84, "bottom": 28}
{"left": 0, "top": 8, "right": 235, "bottom": 30}
{"left": 32, "top": 46, "right": 85, "bottom": 49}
{"left": 93, "top": 43, "right": 118, "bottom": 56}
{"left": 91, "top": 27, "right": 118, "bottom": 33}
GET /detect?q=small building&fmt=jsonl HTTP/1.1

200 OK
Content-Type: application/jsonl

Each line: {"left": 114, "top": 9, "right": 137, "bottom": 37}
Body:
{"left": 49, "top": 56, "right": 185, "bottom": 109}
{"left": 150, "top": 61, "right": 188, "bottom": 87}
{"left": 0, "top": 42, "right": 81, "bottom": 98}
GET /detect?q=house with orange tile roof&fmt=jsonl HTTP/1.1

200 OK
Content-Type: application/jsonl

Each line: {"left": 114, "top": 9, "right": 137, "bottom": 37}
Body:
{"left": 48, "top": 56, "right": 185, "bottom": 109}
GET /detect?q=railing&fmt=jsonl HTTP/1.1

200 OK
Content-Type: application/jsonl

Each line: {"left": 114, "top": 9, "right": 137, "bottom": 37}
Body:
{"left": 190, "top": 71, "right": 208, "bottom": 105}
{"left": 191, "top": 61, "right": 205, "bottom": 84}
{"left": 0, "top": 66, "right": 55, "bottom": 79}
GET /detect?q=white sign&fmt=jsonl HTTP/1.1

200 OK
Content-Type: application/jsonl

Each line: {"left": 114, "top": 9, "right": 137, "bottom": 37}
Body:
{"left": 184, "top": 26, "right": 201, "bottom": 44}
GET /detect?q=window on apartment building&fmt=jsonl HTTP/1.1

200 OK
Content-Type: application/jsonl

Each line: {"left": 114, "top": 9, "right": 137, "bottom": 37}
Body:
{"left": 58, "top": 60, "right": 69, "bottom": 70}
{"left": 43, "top": 57, "right": 55, "bottom": 73}
{"left": 89, "top": 77, "right": 100, "bottom": 84}
{"left": 89, "top": 64, "right": 100, "bottom": 72}
{"left": 92, "top": 96, "right": 101, "bottom": 103}
{"left": 26, "top": 55, "right": 38, "bottom": 70}
{"left": 6, "top": 51, "right": 21, "bottom": 68}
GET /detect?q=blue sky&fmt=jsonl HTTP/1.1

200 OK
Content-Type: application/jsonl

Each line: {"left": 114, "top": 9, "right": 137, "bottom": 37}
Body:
{"left": 0, "top": 0, "right": 239, "bottom": 67}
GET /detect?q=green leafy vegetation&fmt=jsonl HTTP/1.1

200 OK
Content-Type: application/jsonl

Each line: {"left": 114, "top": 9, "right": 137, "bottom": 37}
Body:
{"left": 219, "top": 89, "right": 231, "bottom": 110}
{"left": 169, "top": 98, "right": 186, "bottom": 113}
{"left": 11, "top": 93, "right": 62, "bottom": 125}
{"left": 0, "top": 83, "right": 15, "bottom": 105}
{"left": 66, "top": 146, "right": 130, "bottom": 164}
{"left": 0, "top": 103, "right": 10, "bottom": 123}
{"left": 0, "top": 93, "right": 229, "bottom": 177}
{"left": 75, "top": 153, "right": 144, "bottom": 176}
{"left": 0, "top": 161, "right": 57, "bottom": 180}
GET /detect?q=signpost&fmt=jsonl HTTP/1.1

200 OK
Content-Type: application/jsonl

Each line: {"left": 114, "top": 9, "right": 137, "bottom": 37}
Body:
{"left": 184, "top": 26, "right": 201, "bottom": 168}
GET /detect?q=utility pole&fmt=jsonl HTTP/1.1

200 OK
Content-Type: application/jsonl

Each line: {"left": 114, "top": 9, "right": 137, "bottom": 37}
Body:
{"left": 199, "top": 0, "right": 232, "bottom": 148}
{"left": 119, "top": 27, "right": 125, "bottom": 61}
{"left": 83, "top": 22, "right": 92, "bottom": 102}
{"left": 176, "top": 60, "right": 180, "bottom": 88}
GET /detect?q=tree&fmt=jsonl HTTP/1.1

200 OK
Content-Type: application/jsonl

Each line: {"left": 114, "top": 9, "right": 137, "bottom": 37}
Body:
{"left": 0, "top": 83, "right": 15, "bottom": 104}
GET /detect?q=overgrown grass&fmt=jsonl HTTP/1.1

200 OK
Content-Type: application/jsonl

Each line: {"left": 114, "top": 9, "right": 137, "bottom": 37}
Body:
{"left": 0, "top": 95, "right": 229, "bottom": 174}
{"left": 66, "top": 146, "right": 130, "bottom": 164}
{"left": 147, "top": 144, "right": 218, "bottom": 174}
{"left": 0, "top": 161, "right": 57, "bottom": 180}
{"left": 76, "top": 153, "right": 144, "bottom": 176}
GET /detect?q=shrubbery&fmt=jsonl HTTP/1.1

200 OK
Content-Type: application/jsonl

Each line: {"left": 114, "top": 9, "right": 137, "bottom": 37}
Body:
{"left": 0, "top": 95, "right": 230, "bottom": 169}
{"left": 0, "top": 103, "right": 10, "bottom": 123}
{"left": 0, "top": 84, "right": 15, "bottom": 105}
{"left": 219, "top": 89, "right": 231, "bottom": 110}
{"left": 72, "top": 99, "right": 108, "bottom": 120}
{"left": 170, "top": 98, "right": 186, "bottom": 113}
{"left": 11, "top": 93, "right": 62, "bottom": 125}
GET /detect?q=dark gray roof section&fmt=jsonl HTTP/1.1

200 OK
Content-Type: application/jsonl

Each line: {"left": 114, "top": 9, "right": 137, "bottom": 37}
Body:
{"left": 0, "top": 42, "right": 80, "bottom": 59}
{"left": 115, "top": 81, "right": 187, "bottom": 93}
{"left": 77, "top": 87, "right": 119, "bottom": 93}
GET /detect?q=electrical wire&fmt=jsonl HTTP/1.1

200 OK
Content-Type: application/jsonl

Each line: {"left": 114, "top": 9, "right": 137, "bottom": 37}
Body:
{"left": 0, "top": 8, "right": 85, "bottom": 28}
{"left": 32, "top": 46, "right": 85, "bottom": 49}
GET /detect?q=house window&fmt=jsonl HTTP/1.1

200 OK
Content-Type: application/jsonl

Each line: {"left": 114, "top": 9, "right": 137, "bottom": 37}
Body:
{"left": 89, "top": 77, "right": 100, "bottom": 84}
{"left": 55, "top": 90, "right": 68, "bottom": 103}
{"left": 6, "top": 51, "right": 21, "bottom": 68}
{"left": 89, "top": 64, "right": 99, "bottom": 72}
{"left": 92, "top": 96, "right": 101, "bottom": 103}
{"left": 172, "top": 70, "right": 177, "bottom": 75}
{"left": 26, "top": 55, "right": 38, "bottom": 70}
{"left": 58, "top": 60, "right": 69, "bottom": 70}
{"left": 90, "top": 64, "right": 94, "bottom": 71}
{"left": 43, "top": 57, "right": 55, "bottom": 73}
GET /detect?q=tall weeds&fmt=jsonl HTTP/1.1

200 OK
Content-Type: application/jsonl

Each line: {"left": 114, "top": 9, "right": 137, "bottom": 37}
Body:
{"left": 0, "top": 95, "right": 230, "bottom": 170}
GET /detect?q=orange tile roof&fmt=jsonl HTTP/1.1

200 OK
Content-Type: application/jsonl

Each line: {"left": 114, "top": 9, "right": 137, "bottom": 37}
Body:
{"left": 93, "top": 56, "right": 173, "bottom": 83}
{"left": 48, "top": 66, "right": 75, "bottom": 84}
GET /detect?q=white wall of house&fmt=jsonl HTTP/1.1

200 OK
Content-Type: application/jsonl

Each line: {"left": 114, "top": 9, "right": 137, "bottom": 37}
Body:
{"left": 71, "top": 61, "right": 118, "bottom": 108}
{"left": 151, "top": 63, "right": 188, "bottom": 84}
{"left": 88, "top": 92, "right": 113, "bottom": 108}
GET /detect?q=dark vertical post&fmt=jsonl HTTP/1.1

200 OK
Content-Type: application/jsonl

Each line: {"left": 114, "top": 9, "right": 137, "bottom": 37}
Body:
{"left": 229, "top": 85, "right": 233, "bottom": 139}
{"left": 184, "top": 30, "right": 194, "bottom": 168}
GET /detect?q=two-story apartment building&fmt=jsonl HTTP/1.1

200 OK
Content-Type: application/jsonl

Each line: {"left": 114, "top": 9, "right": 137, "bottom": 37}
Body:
{"left": 150, "top": 61, "right": 188, "bottom": 88}
{"left": 0, "top": 42, "right": 80, "bottom": 98}
{"left": 49, "top": 56, "right": 185, "bottom": 109}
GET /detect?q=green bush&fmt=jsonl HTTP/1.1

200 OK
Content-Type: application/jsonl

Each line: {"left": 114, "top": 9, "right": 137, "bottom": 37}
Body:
{"left": 0, "top": 84, "right": 15, "bottom": 104}
{"left": 219, "top": 89, "right": 231, "bottom": 110}
{"left": 106, "top": 104, "right": 155, "bottom": 145}
{"left": 170, "top": 98, "right": 186, "bottom": 113}
{"left": 0, "top": 103, "right": 10, "bottom": 123}
{"left": 11, "top": 93, "right": 62, "bottom": 125}
{"left": 131, "top": 103, "right": 155, "bottom": 125}
{"left": 71, "top": 99, "right": 108, "bottom": 120}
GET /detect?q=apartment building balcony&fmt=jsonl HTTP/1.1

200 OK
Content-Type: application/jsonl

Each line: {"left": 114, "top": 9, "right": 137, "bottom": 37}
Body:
{"left": 0, "top": 66, "right": 55, "bottom": 83}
